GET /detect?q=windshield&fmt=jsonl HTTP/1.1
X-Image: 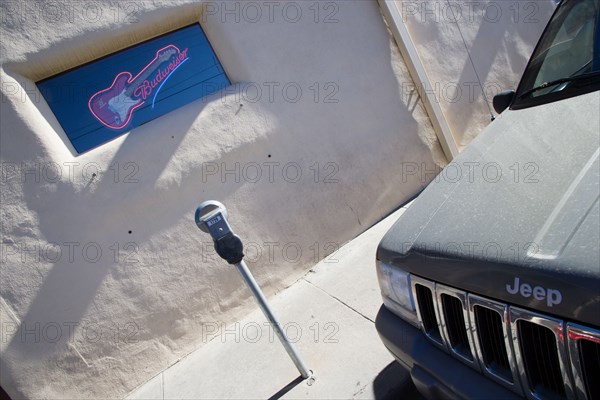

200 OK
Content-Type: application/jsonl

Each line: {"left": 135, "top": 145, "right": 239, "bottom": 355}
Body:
{"left": 516, "top": 0, "right": 600, "bottom": 100}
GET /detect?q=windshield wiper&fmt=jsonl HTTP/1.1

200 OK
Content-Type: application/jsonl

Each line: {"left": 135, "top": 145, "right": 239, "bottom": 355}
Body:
{"left": 518, "top": 71, "right": 600, "bottom": 99}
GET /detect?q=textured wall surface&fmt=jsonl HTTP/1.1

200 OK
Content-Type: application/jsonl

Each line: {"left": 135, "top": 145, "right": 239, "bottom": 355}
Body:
{"left": 1, "top": 1, "right": 444, "bottom": 398}
{"left": 397, "top": 0, "right": 556, "bottom": 147}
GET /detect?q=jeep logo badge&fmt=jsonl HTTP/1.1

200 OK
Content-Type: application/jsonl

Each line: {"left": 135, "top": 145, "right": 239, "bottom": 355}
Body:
{"left": 506, "top": 277, "right": 562, "bottom": 307}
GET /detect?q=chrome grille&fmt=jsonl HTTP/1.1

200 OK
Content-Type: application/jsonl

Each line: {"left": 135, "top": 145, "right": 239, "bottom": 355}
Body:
{"left": 412, "top": 278, "right": 444, "bottom": 349}
{"left": 411, "top": 276, "right": 600, "bottom": 400}
{"left": 578, "top": 339, "right": 600, "bottom": 398}
{"left": 568, "top": 323, "right": 600, "bottom": 400}
{"left": 509, "top": 308, "right": 572, "bottom": 399}
{"left": 435, "top": 285, "right": 479, "bottom": 369}
{"left": 473, "top": 303, "right": 514, "bottom": 384}
{"left": 441, "top": 294, "right": 472, "bottom": 360}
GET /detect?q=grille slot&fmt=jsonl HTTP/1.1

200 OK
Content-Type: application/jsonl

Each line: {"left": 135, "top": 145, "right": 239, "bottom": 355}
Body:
{"left": 510, "top": 307, "right": 573, "bottom": 399}
{"left": 474, "top": 305, "right": 513, "bottom": 383}
{"left": 414, "top": 283, "right": 442, "bottom": 344}
{"left": 567, "top": 323, "right": 600, "bottom": 400}
{"left": 408, "top": 276, "right": 597, "bottom": 400}
{"left": 441, "top": 294, "right": 472, "bottom": 361}
{"left": 517, "top": 320, "right": 566, "bottom": 399}
{"left": 579, "top": 339, "right": 600, "bottom": 399}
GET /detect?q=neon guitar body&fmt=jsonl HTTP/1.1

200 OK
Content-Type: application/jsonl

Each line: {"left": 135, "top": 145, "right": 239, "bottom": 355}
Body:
{"left": 88, "top": 72, "right": 143, "bottom": 130}
{"left": 88, "top": 45, "right": 180, "bottom": 130}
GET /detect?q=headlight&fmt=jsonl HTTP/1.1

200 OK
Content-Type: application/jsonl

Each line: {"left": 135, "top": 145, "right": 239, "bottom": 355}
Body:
{"left": 376, "top": 260, "right": 419, "bottom": 327}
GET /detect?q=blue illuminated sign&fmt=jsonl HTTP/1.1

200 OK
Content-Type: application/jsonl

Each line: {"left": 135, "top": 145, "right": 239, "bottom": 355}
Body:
{"left": 38, "top": 24, "right": 230, "bottom": 153}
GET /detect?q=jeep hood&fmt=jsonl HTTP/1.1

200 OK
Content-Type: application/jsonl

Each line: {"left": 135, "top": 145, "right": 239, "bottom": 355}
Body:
{"left": 378, "top": 91, "right": 600, "bottom": 326}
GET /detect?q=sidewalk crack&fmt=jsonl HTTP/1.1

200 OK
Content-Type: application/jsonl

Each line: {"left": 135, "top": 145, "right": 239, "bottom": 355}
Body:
{"left": 302, "top": 279, "right": 374, "bottom": 323}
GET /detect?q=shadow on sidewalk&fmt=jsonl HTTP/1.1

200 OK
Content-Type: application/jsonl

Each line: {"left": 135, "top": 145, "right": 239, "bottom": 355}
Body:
{"left": 267, "top": 375, "right": 305, "bottom": 400}
{"left": 0, "top": 386, "right": 12, "bottom": 400}
{"left": 373, "top": 361, "right": 424, "bottom": 400}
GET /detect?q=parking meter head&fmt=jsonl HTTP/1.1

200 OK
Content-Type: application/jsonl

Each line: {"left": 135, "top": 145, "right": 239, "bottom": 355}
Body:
{"left": 195, "top": 200, "right": 244, "bottom": 264}
{"left": 195, "top": 200, "right": 232, "bottom": 240}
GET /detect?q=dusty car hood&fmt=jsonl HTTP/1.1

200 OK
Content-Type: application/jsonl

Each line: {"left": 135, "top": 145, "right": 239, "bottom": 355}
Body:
{"left": 378, "top": 90, "right": 600, "bottom": 326}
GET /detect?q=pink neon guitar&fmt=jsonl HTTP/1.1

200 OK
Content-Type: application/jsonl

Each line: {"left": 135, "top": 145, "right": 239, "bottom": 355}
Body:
{"left": 88, "top": 45, "right": 180, "bottom": 129}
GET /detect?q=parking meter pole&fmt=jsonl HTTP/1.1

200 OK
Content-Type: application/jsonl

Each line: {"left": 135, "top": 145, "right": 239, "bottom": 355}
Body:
{"left": 234, "top": 259, "right": 312, "bottom": 380}
{"left": 195, "top": 201, "right": 313, "bottom": 382}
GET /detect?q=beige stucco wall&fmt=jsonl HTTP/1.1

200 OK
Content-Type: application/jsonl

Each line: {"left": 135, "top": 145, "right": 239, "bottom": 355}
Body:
{"left": 1, "top": 1, "right": 445, "bottom": 398}
{"left": 396, "top": 0, "right": 556, "bottom": 147}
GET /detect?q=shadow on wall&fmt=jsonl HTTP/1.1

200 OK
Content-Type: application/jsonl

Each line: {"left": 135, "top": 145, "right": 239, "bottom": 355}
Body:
{"left": 450, "top": 13, "right": 510, "bottom": 142}
{"left": 1, "top": 1, "right": 442, "bottom": 397}
{"left": 0, "top": 81, "right": 275, "bottom": 387}
{"left": 398, "top": 0, "right": 555, "bottom": 147}
{"left": 0, "top": 3, "right": 204, "bottom": 83}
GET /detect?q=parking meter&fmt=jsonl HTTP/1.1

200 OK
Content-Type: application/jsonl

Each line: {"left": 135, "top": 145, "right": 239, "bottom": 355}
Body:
{"left": 195, "top": 200, "right": 244, "bottom": 265}
{"left": 195, "top": 200, "right": 313, "bottom": 382}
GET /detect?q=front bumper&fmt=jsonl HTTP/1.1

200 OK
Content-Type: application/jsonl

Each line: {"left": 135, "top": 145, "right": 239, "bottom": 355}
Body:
{"left": 375, "top": 305, "right": 521, "bottom": 400}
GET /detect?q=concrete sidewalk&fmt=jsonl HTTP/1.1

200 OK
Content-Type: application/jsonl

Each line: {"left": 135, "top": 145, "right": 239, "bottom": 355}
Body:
{"left": 127, "top": 205, "right": 418, "bottom": 400}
